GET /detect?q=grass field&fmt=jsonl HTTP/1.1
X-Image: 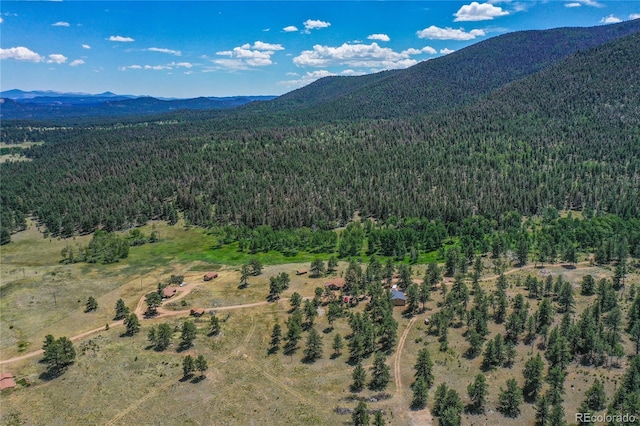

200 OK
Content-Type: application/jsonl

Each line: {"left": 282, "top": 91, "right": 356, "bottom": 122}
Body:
{"left": 1, "top": 222, "right": 639, "bottom": 425}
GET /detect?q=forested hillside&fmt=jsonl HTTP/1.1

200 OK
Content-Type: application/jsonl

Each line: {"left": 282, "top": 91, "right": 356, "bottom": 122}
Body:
{"left": 0, "top": 29, "right": 639, "bottom": 242}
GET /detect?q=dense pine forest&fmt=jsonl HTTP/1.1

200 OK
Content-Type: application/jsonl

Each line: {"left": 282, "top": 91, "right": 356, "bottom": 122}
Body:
{"left": 1, "top": 26, "right": 639, "bottom": 249}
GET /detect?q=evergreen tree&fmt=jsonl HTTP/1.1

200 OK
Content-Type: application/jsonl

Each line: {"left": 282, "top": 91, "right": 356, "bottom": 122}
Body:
{"left": 523, "top": 353, "right": 544, "bottom": 400}
{"left": 114, "top": 298, "right": 130, "bottom": 320}
{"left": 583, "top": 378, "right": 606, "bottom": 411}
{"left": 498, "top": 378, "right": 523, "bottom": 418}
{"left": 581, "top": 275, "right": 596, "bottom": 296}
{"left": 413, "top": 347, "right": 434, "bottom": 388}
{"left": 467, "top": 373, "right": 488, "bottom": 414}
{"left": 351, "top": 362, "right": 366, "bottom": 392}
{"left": 411, "top": 376, "right": 429, "bottom": 409}
{"left": 352, "top": 401, "right": 370, "bottom": 426}
{"left": 194, "top": 354, "right": 208, "bottom": 378}
{"left": 180, "top": 320, "right": 197, "bottom": 348}
{"left": 332, "top": 333, "right": 343, "bottom": 357}
{"left": 270, "top": 323, "right": 282, "bottom": 351}
{"left": 327, "top": 256, "right": 338, "bottom": 273}
{"left": 373, "top": 410, "right": 385, "bottom": 426}
{"left": 369, "top": 352, "right": 390, "bottom": 390}
{"left": 310, "top": 258, "right": 326, "bottom": 278}
{"left": 303, "top": 328, "right": 323, "bottom": 362}
{"left": 85, "top": 296, "right": 98, "bottom": 312}
{"left": 209, "top": 315, "right": 221, "bottom": 336}
{"left": 123, "top": 313, "right": 140, "bottom": 336}
{"left": 182, "top": 355, "right": 195, "bottom": 377}
{"left": 534, "top": 393, "right": 551, "bottom": 426}
{"left": 290, "top": 292, "right": 302, "bottom": 310}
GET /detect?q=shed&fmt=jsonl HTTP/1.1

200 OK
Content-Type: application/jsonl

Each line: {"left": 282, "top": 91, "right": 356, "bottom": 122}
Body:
{"left": 296, "top": 269, "right": 308, "bottom": 276}
{"left": 162, "top": 286, "right": 177, "bottom": 298}
{"left": 391, "top": 290, "right": 406, "bottom": 306}
{"left": 0, "top": 373, "right": 16, "bottom": 391}
{"left": 204, "top": 272, "right": 219, "bottom": 281}
{"left": 324, "top": 277, "right": 346, "bottom": 290}
{"left": 190, "top": 308, "right": 205, "bottom": 317}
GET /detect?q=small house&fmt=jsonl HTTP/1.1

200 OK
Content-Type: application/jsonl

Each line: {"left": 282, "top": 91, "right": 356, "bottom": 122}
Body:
{"left": 296, "top": 269, "right": 308, "bottom": 276}
{"left": 162, "top": 286, "right": 177, "bottom": 298}
{"left": 204, "top": 272, "right": 219, "bottom": 281}
{"left": 391, "top": 290, "right": 406, "bottom": 306}
{"left": 0, "top": 373, "right": 16, "bottom": 391}
{"left": 190, "top": 308, "right": 205, "bottom": 317}
{"left": 324, "top": 277, "right": 345, "bottom": 290}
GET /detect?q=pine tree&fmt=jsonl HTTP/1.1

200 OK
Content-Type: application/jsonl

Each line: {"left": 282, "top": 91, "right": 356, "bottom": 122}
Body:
{"left": 332, "top": 333, "right": 343, "bottom": 357}
{"left": 411, "top": 376, "right": 429, "bottom": 409}
{"left": 270, "top": 323, "right": 282, "bottom": 351}
{"left": 581, "top": 275, "right": 596, "bottom": 296}
{"left": 373, "top": 410, "right": 385, "bottom": 426}
{"left": 535, "top": 393, "right": 551, "bottom": 426}
{"left": 583, "top": 378, "right": 606, "bottom": 411}
{"left": 182, "top": 355, "right": 195, "bottom": 377}
{"left": 303, "top": 328, "right": 323, "bottom": 362}
{"left": 123, "top": 313, "right": 140, "bottom": 336}
{"left": 194, "top": 354, "right": 208, "bottom": 378}
{"left": 413, "top": 347, "right": 434, "bottom": 388}
{"left": 209, "top": 315, "right": 221, "bottom": 336}
{"left": 467, "top": 373, "right": 488, "bottom": 414}
{"left": 498, "top": 378, "right": 523, "bottom": 418}
{"left": 523, "top": 353, "right": 544, "bottom": 400}
{"left": 352, "top": 401, "right": 369, "bottom": 426}
{"left": 114, "top": 298, "right": 130, "bottom": 320}
{"left": 369, "top": 352, "right": 390, "bottom": 390}
{"left": 351, "top": 362, "right": 366, "bottom": 392}
{"left": 180, "top": 320, "right": 197, "bottom": 348}
{"left": 85, "top": 296, "right": 98, "bottom": 313}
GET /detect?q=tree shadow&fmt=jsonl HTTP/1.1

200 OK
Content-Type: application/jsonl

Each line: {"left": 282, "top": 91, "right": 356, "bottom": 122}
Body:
{"left": 190, "top": 375, "right": 206, "bottom": 383}
{"left": 179, "top": 374, "right": 193, "bottom": 383}
{"left": 177, "top": 342, "right": 193, "bottom": 353}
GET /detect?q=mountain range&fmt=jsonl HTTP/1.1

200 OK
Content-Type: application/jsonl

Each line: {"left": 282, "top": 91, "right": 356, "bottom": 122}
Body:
{"left": 2, "top": 19, "right": 639, "bottom": 123}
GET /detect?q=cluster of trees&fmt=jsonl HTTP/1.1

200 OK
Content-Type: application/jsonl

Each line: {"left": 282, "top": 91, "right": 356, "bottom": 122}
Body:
{"left": 42, "top": 335, "right": 76, "bottom": 375}
{"left": 61, "top": 230, "right": 129, "bottom": 264}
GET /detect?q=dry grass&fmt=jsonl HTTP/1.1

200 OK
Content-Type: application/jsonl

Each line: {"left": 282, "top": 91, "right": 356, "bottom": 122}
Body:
{"left": 2, "top": 225, "right": 639, "bottom": 425}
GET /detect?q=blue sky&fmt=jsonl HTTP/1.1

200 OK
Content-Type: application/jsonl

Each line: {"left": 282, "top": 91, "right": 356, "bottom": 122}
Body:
{"left": 1, "top": 1, "right": 639, "bottom": 98}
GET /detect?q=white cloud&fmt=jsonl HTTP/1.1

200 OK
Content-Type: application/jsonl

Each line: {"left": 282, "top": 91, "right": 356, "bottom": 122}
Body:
{"left": 454, "top": 2, "right": 508, "bottom": 21}
{"left": 0, "top": 46, "right": 44, "bottom": 62}
{"left": 283, "top": 25, "right": 298, "bottom": 32}
{"left": 293, "top": 42, "right": 434, "bottom": 70}
{"left": 214, "top": 41, "right": 283, "bottom": 69}
{"left": 0, "top": 17, "right": 3, "bottom": 24}
{"left": 417, "top": 25, "right": 486, "bottom": 40}
{"left": 600, "top": 14, "right": 622, "bottom": 24}
{"left": 629, "top": 13, "right": 640, "bottom": 20}
{"left": 82, "top": 44, "right": 91, "bottom": 49}
{"left": 170, "top": 61, "right": 193, "bottom": 68}
{"left": 440, "top": 48, "right": 455, "bottom": 55}
{"left": 367, "top": 34, "right": 390, "bottom": 42}
{"left": 146, "top": 47, "right": 182, "bottom": 56}
{"left": 47, "top": 54, "right": 68, "bottom": 64}
{"left": 70, "top": 59, "right": 85, "bottom": 66}
{"left": 52, "top": 21, "right": 70, "bottom": 27}
{"left": 250, "top": 41, "right": 284, "bottom": 51}
{"left": 565, "top": 0, "right": 603, "bottom": 7}
{"left": 108, "top": 35, "right": 135, "bottom": 42}
{"left": 304, "top": 19, "right": 331, "bottom": 31}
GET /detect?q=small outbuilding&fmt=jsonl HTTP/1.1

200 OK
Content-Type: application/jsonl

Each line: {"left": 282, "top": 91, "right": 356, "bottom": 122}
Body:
{"left": 204, "top": 272, "right": 219, "bottom": 281}
{"left": 190, "top": 308, "right": 205, "bottom": 317}
{"left": 0, "top": 373, "right": 16, "bottom": 391}
{"left": 162, "top": 286, "right": 177, "bottom": 298}
{"left": 391, "top": 290, "right": 407, "bottom": 307}
{"left": 324, "top": 277, "right": 346, "bottom": 290}
{"left": 296, "top": 269, "right": 308, "bottom": 276}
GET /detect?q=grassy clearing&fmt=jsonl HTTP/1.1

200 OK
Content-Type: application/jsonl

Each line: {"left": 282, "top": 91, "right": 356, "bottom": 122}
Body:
{"left": 2, "top": 223, "right": 639, "bottom": 425}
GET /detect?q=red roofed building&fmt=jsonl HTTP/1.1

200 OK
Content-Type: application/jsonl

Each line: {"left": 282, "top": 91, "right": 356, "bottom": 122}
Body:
{"left": 324, "top": 277, "right": 345, "bottom": 290}
{"left": 162, "top": 287, "right": 177, "bottom": 298}
{"left": 190, "top": 308, "right": 205, "bottom": 317}
{"left": 0, "top": 373, "right": 16, "bottom": 390}
{"left": 204, "top": 272, "right": 218, "bottom": 281}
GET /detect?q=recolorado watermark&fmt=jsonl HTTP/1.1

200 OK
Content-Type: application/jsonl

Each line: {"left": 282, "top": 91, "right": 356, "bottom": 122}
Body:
{"left": 575, "top": 413, "right": 637, "bottom": 423}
